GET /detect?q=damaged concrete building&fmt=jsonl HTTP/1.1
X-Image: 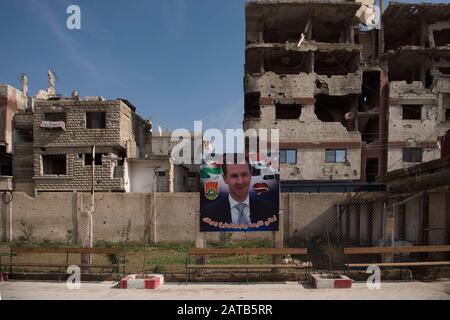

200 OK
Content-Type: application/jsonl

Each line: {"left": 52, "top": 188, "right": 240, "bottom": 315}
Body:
{"left": 383, "top": 2, "right": 450, "bottom": 171}
{"left": 0, "top": 84, "right": 28, "bottom": 192}
{"left": 244, "top": 0, "right": 450, "bottom": 186}
{"left": 152, "top": 128, "right": 212, "bottom": 192}
{"left": 7, "top": 73, "right": 189, "bottom": 194}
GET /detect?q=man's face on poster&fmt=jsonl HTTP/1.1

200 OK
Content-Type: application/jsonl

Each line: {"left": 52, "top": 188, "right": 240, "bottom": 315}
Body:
{"left": 223, "top": 164, "right": 252, "bottom": 202}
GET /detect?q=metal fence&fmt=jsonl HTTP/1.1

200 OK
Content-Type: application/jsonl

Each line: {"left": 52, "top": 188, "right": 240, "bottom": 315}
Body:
{"left": 1, "top": 191, "right": 448, "bottom": 277}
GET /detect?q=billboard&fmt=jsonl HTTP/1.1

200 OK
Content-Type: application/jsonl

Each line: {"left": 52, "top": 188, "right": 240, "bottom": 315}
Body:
{"left": 200, "top": 153, "right": 279, "bottom": 232}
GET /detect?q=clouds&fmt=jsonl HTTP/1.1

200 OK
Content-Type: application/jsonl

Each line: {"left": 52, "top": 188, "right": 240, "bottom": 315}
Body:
{"left": 203, "top": 97, "right": 244, "bottom": 132}
{"left": 162, "top": 0, "right": 188, "bottom": 43}
{"left": 22, "top": 0, "right": 101, "bottom": 87}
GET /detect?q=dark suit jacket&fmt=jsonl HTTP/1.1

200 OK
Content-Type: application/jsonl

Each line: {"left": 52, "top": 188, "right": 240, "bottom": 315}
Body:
{"left": 200, "top": 196, "right": 278, "bottom": 231}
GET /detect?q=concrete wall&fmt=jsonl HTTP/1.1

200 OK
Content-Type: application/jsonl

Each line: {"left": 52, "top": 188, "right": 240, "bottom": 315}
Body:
{"left": 3, "top": 191, "right": 445, "bottom": 246}
{"left": 1, "top": 191, "right": 354, "bottom": 244}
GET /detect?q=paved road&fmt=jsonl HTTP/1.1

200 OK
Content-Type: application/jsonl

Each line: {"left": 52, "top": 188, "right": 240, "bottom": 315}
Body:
{"left": 1, "top": 280, "right": 450, "bottom": 300}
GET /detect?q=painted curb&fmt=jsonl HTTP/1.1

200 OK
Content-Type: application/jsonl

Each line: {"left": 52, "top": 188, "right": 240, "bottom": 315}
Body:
{"left": 311, "top": 274, "right": 352, "bottom": 289}
{"left": 119, "top": 274, "right": 164, "bottom": 289}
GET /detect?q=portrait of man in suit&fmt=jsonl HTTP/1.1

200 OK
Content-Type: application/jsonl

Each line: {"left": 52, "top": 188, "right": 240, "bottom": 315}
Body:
{"left": 200, "top": 153, "right": 279, "bottom": 232}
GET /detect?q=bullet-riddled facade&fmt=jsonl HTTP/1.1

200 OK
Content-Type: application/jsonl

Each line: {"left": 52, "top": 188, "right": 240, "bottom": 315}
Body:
{"left": 383, "top": 2, "right": 450, "bottom": 171}
{"left": 244, "top": 0, "right": 450, "bottom": 183}
{"left": 29, "top": 98, "right": 152, "bottom": 192}
{"left": 0, "top": 84, "right": 28, "bottom": 191}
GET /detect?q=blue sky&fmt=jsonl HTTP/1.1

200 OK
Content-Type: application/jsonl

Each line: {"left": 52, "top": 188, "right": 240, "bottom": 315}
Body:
{"left": 0, "top": 0, "right": 447, "bottom": 132}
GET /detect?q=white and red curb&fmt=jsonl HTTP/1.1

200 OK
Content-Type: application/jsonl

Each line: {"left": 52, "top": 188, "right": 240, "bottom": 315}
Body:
{"left": 311, "top": 274, "right": 352, "bottom": 289}
{"left": 119, "top": 274, "right": 164, "bottom": 289}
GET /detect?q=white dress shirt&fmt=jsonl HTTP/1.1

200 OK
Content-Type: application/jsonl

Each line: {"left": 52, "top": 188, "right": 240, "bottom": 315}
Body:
{"left": 229, "top": 194, "right": 251, "bottom": 224}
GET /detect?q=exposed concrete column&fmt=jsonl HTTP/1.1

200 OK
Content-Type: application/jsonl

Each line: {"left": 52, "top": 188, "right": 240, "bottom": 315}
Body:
{"left": 438, "top": 93, "right": 444, "bottom": 122}
{"left": 420, "top": 19, "right": 427, "bottom": 47}
{"left": 306, "top": 17, "right": 312, "bottom": 40}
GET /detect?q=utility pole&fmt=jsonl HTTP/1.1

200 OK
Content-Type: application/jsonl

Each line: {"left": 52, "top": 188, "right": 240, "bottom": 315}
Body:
{"left": 89, "top": 145, "right": 95, "bottom": 264}
{"left": 81, "top": 146, "right": 95, "bottom": 270}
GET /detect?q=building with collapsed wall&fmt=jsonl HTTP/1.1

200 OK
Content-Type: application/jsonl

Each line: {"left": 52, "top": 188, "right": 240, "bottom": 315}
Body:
{"left": 4, "top": 74, "right": 190, "bottom": 194}
{"left": 0, "top": 84, "right": 28, "bottom": 192}
{"left": 383, "top": 2, "right": 450, "bottom": 172}
{"left": 244, "top": 0, "right": 450, "bottom": 185}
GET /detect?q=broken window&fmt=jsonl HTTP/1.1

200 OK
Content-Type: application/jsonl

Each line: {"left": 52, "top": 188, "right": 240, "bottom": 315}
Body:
{"left": 433, "top": 29, "right": 450, "bottom": 47}
{"left": 438, "top": 67, "right": 450, "bottom": 75}
{"left": 42, "top": 155, "right": 67, "bottom": 175}
{"left": 13, "top": 128, "right": 33, "bottom": 143}
{"left": 314, "top": 50, "right": 359, "bottom": 76}
{"left": 359, "top": 71, "right": 380, "bottom": 112}
{"left": 403, "top": 148, "right": 422, "bottom": 163}
{"left": 446, "top": 108, "right": 450, "bottom": 121}
{"left": 157, "top": 171, "right": 167, "bottom": 177}
{"left": 0, "top": 147, "right": 12, "bottom": 176}
{"left": 275, "top": 103, "right": 302, "bottom": 119}
{"left": 42, "top": 112, "right": 66, "bottom": 130}
{"left": 365, "top": 158, "right": 379, "bottom": 183}
{"left": 264, "top": 50, "right": 312, "bottom": 74}
{"left": 84, "top": 153, "right": 103, "bottom": 166}
{"left": 325, "top": 149, "right": 346, "bottom": 163}
{"left": 44, "top": 112, "right": 66, "bottom": 123}
{"left": 280, "top": 149, "right": 297, "bottom": 164}
{"left": 245, "top": 49, "right": 262, "bottom": 74}
{"left": 315, "top": 94, "right": 357, "bottom": 131}
{"left": 384, "top": 22, "right": 421, "bottom": 51}
{"left": 388, "top": 61, "right": 421, "bottom": 83}
{"left": 360, "top": 118, "right": 379, "bottom": 144}
{"left": 86, "top": 112, "right": 106, "bottom": 129}
{"left": 402, "top": 105, "right": 422, "bottom": 120}
{"left": 245, "top": 92, "right": 261, "bottom": 119}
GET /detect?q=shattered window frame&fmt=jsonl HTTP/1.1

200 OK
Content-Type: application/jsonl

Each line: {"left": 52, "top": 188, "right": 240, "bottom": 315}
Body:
{"left": 84, "top": 153, "right": 103, "bottom": 166}
{"left": 85, "top": 112, "right": 107, "bottom": 129}
{"left": 42, "top": 154, "right": 67, "bottom": 175}
{"left": 402, "top": 105, "right": 422, "bottom": 120}
{"left": 44, "top": 112, "right": 66, "bottom": 123}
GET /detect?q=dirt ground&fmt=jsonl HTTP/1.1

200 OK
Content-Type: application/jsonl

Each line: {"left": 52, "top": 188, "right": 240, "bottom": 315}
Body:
{"left": 1, "top": 280, "right": 450, "bottom": 300}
